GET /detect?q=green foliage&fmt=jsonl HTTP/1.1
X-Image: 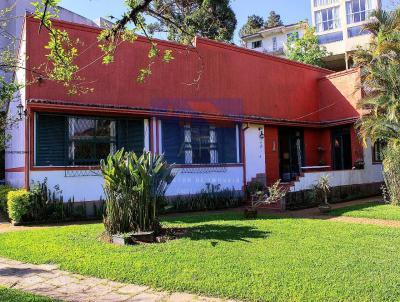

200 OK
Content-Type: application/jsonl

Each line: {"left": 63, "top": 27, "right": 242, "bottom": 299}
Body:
{"left": 101, "top": 150, "right": 174, "bottom": 235}
{"left": 264, "top": 11, "right": 283, "bottom": 29}
{"left": 354, "top": 8, "right": 400, "bottom": 205}
{"left": 382, "top": 143, "right": 400, "bottom": 205}
{"left": 153, "top": 0, "right": 237, "bottom": 44}
{"left": 239, "top": 15, "right": 264, "bottom": 37}
{"left": 2, "top": 215, "right": 400, "bottom": 301}
{"left": 7, "top": 189, "right": 31, "bottom": 223}
{"left": 286, "top": 26, "right": 329, "bottom": 67}
{"left": 250, "top": 180, "right": 287, "bottom": 209}
{"left": 0, "top": 185, "right": 14, "bottom": 215}
{"left": 312, "top": 175, "right": 331, "bottom": 205}
{"left": 0, "top": 286, "right": 61, "bottom": 302}
{"left": 166, "top": 184, "right": 242, "bottom": 212}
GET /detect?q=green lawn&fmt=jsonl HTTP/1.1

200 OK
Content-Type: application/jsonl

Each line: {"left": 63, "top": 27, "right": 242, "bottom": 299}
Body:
{"left": 0, "top": 213, "right": 400, "bottom": 301}
{"left": 329, "top": 202, "right": 400, "bottom": 221}
{"left": 0, "top": 287, "right": 60, "bottom": 302}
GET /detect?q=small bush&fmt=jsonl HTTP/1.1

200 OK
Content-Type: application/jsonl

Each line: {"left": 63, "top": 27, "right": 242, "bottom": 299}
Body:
{"left": 7, "top": 190, "right": 31, "bottom": 223}
{"left": 0, "top": 185, "right": 14, "bottom": 215}
{"left": 166, "top": 184, "right": 243, "bottom": 212}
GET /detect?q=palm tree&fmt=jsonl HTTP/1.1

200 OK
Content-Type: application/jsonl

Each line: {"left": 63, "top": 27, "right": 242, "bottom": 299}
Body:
{"left": 354, "top": 7, "right": 400, "bottom": 204}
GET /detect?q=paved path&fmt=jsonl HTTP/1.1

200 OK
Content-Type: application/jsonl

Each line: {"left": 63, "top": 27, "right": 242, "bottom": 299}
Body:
{"left": 0, "top": 258, "right": 238, "bottom": 302}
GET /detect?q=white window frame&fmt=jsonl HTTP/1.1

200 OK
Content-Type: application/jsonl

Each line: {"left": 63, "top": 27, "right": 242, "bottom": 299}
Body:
{"left": 315, "top": 6, "right": 341, "bottom": 33}
{"left": 346, "top": 0, "right": 373, "bottom": 24}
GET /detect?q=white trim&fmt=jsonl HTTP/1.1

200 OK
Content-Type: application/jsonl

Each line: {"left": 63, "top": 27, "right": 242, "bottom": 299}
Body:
{"left": 236, "top": 124, "right": 240, "bottom": 163}
{"left": 144, "top": 119, "right": 150, "bottom": 152}
{"left": 152, "top": 117, "right": 157, "bottom": 153}
{"left": 158, "top": 119, "right": 162, "bottom": 154}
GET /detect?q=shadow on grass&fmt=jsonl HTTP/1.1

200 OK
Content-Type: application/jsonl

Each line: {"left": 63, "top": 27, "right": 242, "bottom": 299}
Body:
{"left": 183, "top": 224, "right": 271, "bottom": 243}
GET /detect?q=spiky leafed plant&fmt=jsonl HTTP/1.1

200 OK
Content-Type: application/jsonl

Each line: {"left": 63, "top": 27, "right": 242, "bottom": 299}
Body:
{"left": 354, "top": 7, "right": 400, "bottom": 205}
{"left": 100, "top": 150, "right": 175, "bottom": 235}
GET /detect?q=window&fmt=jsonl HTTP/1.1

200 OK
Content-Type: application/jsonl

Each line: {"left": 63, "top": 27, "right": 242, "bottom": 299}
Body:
{"left": 315, "top": 6, "right": 341, "bottom": 32}
{"left": 346, "top": 0, "right": 372, "bottom": 24}
{"left": 373, "top": 140, "right": 386, "bottom": 163}
{"left": 272, "top": 37, "right": 278, "bottom": 51}
{"left": 287, "top": 32, "right": 299, "bottom": 42}
{"left": 251, "top": 40, "right": 262, "bottom": 49}
{"left": 314, "top": 0, "right": 339, "bottom": 8}
{"left": 36, "top": 113, "right": 144, "bottom": 166}
{"left": 347, "top": 25, "right": 370, "bottom": 37}
{"left": 162, "top": 120, "right": 239, "bottom": 165}
{"left": 317, "top": 31, "right": 343, "bottom": 44}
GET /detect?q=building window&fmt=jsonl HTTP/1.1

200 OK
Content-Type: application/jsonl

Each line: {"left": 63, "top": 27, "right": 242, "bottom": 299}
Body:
{"left": 36, "top": 113, "right": 144, "bottom": 166}
{"left": 251, "top": 40, "right": 262, "bottom": 49}
{"left": 317, "top": 31, "right": 343, "bottom": 44}
{"left": 373, "top": 140, "right": 386, "bottom": 163}
{"left": 287, "top": 32, "right": 299, "bottom": 42}
{"left": 346, "top": 0, "right": 372, "bottom": 24}
{"left": 347, "top": 25, "right": 370, "bottom": 37}
{"left": 314, "top": 0, "right": 339, "bottom": 8}
{"left": 272, "top": 37, "right": 278, "bottom": 51}
{"left": 315, "top": 6, "right": 341, "bottom": 33}
{"left": 161, "top": 120, "right": 239, "bottom": 165}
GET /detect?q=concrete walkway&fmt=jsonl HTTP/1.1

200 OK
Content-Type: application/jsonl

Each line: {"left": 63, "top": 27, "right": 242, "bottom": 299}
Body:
{"left": 0, "top": 258, "right": 238, "bottom": 302}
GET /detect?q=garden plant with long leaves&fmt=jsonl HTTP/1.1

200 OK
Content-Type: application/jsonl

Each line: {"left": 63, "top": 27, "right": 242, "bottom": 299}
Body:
{"left": 101, "top": 150, "right": 175, "bottom": 235}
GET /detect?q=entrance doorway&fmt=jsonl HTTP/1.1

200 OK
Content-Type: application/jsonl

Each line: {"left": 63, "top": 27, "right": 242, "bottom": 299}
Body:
{"left": 332, "top": 127, "right": 352, "bottom": 170}
{"left": 279, "top": 128, "right": 304, "bottom": 182}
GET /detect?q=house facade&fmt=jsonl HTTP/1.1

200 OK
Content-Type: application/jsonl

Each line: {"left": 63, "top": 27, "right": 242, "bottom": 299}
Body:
{"left": 6, "top": 17, "right": 383, "bottom": 204}
{"left": 241, "top": 22, "right": 308, "bottom": 57}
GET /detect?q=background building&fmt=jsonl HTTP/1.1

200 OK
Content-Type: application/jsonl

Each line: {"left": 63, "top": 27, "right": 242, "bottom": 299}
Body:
{"left": 241, "top": 23, "right": 308, "bottom": 57}
{"left": 311, "top": 0, "right": 381, "bottom": 70}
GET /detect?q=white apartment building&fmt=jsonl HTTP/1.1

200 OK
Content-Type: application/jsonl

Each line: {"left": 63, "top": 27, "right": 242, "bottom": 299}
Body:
{"left": 241, "top": 23, "right": 308, "bottom": 58}
{"left": 311, "top": 0, "right": 381, "bottom": 70}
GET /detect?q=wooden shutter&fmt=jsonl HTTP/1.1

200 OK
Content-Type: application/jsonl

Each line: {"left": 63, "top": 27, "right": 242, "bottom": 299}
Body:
{"left": 162, "top": 120, "right": 185, "bottom": 164}
{"left": 117, "top": 119, "right": 144, "bottom": 155}
{"left": 36, "top": 114, "right": 67, "bottom": 166}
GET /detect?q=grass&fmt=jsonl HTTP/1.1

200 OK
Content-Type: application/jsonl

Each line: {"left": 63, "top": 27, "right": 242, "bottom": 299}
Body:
{"left": 0, "top": 213, "right": 400, "bottom": 301}
{"left": 329, "top": 202, "right": 400, "bottom": 221}
{"left": 0, "top": 287, "right": 61, "bottom": 302}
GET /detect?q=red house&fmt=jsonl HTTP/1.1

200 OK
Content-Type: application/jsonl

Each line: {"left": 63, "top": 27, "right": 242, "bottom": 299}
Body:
{"left": 5, "top": 16, "right": 383, "bottom": 209}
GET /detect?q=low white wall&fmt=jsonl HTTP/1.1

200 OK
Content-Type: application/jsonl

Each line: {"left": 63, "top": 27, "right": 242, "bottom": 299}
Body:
{"left": 30, "top": 166, "right": 244, "bottom": 201}
{"left": 6, "top": 172, "right": 24, "bottom": 188}
{"left": 166, "top": 166, "right": 243, "bottom": 196}
{"left": 245, "top": 124, "right": 265, "bottom": 182}
{"left": 291, "top": 140, "right": 384, "bottom": 191}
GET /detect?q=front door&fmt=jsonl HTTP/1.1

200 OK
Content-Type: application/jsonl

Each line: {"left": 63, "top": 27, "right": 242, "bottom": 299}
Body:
{"left": 332, "top": 127, "right": 352, "bottom": 170}
{"left": 279, "top": 128, "right": 304, "bottom": 182}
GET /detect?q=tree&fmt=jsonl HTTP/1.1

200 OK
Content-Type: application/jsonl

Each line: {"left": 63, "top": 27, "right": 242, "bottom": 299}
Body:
{"left": 354, "top": 8, "right": 400, "bottom": 204}
{"left": 285, "top": 26, "right": 329, "bottom": 67}
{"left": 239, "top": 14, "right": 264, "bottom": 37}
{"left": 265, "top": 11, "right": 283, "bottom": 28}
{"left": 150, "top": 0, "right": 237, "bottom": 44}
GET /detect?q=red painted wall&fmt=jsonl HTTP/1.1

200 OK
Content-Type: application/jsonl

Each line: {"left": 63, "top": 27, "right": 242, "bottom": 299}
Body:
{"left": 25, "top": 17, "right": 332, "bottom": 123}
{"left": 264, "top": 126, "right": 280, "bottom": 185}
{"left": 318, "top": 69, "right": 363, "bottom": 122}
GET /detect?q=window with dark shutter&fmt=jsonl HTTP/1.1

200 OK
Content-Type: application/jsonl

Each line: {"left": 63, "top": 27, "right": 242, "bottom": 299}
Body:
{"left": 161, "top": 119, "right": 239, "bottom": 165}
{"left": 36, "top": 114, "right": 67, "bottom": 166}
{"left": 36, "top": 113, "right": 144, "bottom": 167}
{"left": 162, "top": 120, "right": 185, "bottom": 164}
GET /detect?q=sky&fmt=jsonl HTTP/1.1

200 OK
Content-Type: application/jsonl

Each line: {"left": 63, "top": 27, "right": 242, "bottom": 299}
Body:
{"left": 59, "top": 0, "right": 393, "bottom": 44}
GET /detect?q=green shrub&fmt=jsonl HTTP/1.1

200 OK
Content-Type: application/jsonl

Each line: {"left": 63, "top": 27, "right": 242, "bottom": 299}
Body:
{"left": 101, "top": 150, "right": 175, "bottom": 235}
{"left": 0, "top": 185, "right": 14, "bottom": 215}
{"left": 383, "top": 143, "right": 400, "bottom": 206}
{"left": 166, "top": 184, "right": 243, "bottom": 212}
{"left": 7, "top": 190, "right": 31, "bottom": 223}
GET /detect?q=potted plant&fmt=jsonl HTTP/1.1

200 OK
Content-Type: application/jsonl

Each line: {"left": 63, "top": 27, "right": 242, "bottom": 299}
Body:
{"left": 354, "top": 158, "right": 365, "bottom": 169}
{"left": 314, "top": 175, "right": 331, "bottom": 214}
{"left": 244, "top": 180, "right": 288, "bottom": 219}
